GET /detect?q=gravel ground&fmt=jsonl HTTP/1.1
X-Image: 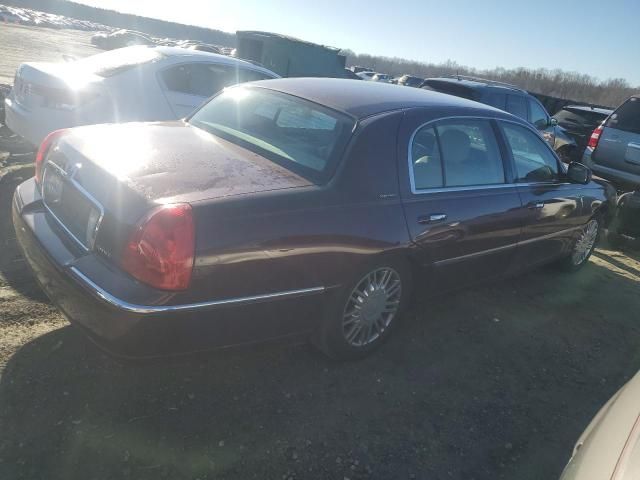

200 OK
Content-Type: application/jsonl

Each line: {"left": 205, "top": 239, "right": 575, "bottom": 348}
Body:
{"left": 0, "top": 23, "right": 99, "bottom": 85}
{"left": 1, "top": 24, "right": 640, "bottom": 480}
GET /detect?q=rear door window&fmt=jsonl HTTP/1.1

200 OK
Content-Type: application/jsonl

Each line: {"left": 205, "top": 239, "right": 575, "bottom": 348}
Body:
{"left": 161, "top": 63, "right": 265, "bottom": 98}
{"left": 437, "top": 119, "right": 505, "bottom": 187}
{"left": 606, "top": 97, "right": 640, "bottom": 134}
{"left": 410, "top": 119, "right": 505, "bottom": 189}
{"left": 506, "top": 95, "right": 527, "bottom": 120}
{"left": 500, "top": 122, "right": 559, "bottom": 182}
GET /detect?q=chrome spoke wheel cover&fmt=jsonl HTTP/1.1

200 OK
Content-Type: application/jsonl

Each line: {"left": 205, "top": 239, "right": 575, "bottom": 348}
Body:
{"left": 342, "top": 267, "right": 402, "bottom": 347}
{"left": 572, "top": 219, "right": 598, "bottom": 266}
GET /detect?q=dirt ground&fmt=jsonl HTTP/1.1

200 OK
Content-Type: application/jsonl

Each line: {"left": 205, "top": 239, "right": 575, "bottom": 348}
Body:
{"left": 1, "top": 24, "right": 640, "bottom": 480}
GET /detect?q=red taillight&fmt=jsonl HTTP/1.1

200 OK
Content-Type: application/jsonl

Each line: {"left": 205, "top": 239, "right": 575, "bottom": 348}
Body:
{"left": 587, "top": 124, "right": 604, "bottom": 149}
{"left": 121, "top": 204, "right": 195, "bottom": 291}
{"left": 35, "top": 129, "right": 67, "bottom": 184}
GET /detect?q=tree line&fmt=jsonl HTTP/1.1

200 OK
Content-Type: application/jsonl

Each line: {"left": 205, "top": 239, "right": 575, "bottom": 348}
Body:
{"left": 343, "top": 51, "right": 638, "bottom": 108}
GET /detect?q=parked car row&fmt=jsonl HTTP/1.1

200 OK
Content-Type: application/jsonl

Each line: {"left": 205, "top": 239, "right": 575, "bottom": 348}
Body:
{"left": 354, "top": 70, "right": 396, "bottom": 83}
{"left": 91, "top": 29, "right": 229, "bottom": 55}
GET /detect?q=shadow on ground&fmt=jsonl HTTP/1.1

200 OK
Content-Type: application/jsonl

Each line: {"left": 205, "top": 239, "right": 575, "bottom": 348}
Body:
{"left": 1, "top": 256, "right": 639, "bottom": 480}
{"left": 0, "top": 162, "right": 47, "bottom": 302}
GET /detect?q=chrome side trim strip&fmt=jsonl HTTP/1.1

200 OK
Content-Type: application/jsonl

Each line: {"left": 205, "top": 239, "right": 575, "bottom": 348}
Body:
{"left": 69, "top": 266, "right": 325, "bottom": 314}
{"left": 434, "top": 242, "right": 517, "bottom": 267}
{"left": 433, "top": 225, "right": 582, "bottom": 267}
{"left": 517, "top": 225, "right": 582, "bottom": 246}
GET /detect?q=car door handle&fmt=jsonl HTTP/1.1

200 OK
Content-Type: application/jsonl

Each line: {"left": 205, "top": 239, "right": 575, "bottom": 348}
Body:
{"left": 528, "top": 202, "right": 544, "bottom": 209}
{"left": 418, "top": 213, "right": 447, "bottom": 224}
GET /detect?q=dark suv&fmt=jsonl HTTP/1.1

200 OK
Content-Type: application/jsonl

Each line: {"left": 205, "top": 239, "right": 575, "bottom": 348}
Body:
{"left": 421, "top": 76, "right": 577, "bottom": 161}
{"left": 553, "top": 105, "right": 613, "bottom": 156}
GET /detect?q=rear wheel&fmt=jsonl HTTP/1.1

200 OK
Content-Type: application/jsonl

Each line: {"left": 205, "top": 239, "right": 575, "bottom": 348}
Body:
{"left": 314, "top": 260, "right": 411, "bottom": 360}
{"left": 560, "top": 217, "right": 600, "bottom": 271}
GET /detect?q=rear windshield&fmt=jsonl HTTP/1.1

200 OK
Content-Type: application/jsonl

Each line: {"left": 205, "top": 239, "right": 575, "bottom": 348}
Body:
{"left": 555, "top": 108, "right": 609, "bottom": 126}
{"left": 188, "top": 87, "right": 355, "bottom": 183}
{"left": 73, "top": 46, "right": 164, "bottom": 77}
{"left": 606, "top": 97, "right": 640, "bottom": 134}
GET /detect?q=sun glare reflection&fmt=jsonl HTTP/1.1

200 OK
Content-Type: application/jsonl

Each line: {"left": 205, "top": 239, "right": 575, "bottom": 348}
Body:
{"left": 224, "top": 86, "right": 251, "bottom": 102}
{"left": 79, "top": 125, "right": 155, "bottom": 179}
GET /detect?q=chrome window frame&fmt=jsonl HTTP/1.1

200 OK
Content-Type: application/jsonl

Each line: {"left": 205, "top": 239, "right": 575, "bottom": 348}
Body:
{"left": 407, "top": 115, "right": 568, "bottom": 195}
{"left": 41, "top": 159, "right": 105, "bottom": 252}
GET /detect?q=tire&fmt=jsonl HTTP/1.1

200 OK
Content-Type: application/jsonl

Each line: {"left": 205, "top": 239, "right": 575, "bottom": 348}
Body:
{"left": 559, "top": 217, "right": 600, "bottom": 272}
{"left": 313, "top": 259, "right": 411, "bottom": 360}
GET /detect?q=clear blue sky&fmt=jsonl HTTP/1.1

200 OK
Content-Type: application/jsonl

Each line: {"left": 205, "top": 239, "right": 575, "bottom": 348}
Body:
{"left": 75, "top": 0, "right": 640, "bottom": 85}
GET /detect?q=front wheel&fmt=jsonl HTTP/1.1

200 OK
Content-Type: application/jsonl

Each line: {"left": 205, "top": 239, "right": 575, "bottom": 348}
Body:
{"left": 313, "top": 261, "right": 411, "bottom": 360}
{"left": 560, "top": 217, "right": 600, "bottom": 271}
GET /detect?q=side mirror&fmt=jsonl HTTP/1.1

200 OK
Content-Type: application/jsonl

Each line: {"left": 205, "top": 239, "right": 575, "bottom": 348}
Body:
{"left": 567, "top": 162, "right": 592, "bottom": 184}
{"left": 550, "top": 117, "right": 558, "bottom": 127}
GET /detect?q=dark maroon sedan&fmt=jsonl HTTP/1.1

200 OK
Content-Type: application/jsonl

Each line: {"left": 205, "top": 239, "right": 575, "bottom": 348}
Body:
{"left": 12, "top": 79, "right": 614, "bottom": 359}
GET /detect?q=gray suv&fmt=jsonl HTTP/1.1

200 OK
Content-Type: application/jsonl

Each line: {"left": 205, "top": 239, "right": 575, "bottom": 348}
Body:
{"left": 582, "top": 95, "right": 640, "bottom": 189}
{"left": 422, "top": 76, "right": 578, "bottom": 161}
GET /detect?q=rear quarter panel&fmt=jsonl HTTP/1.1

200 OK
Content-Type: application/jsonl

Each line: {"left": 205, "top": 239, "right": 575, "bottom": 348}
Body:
{"left": 185, "top": 111, "right": 411, "bottom": 312}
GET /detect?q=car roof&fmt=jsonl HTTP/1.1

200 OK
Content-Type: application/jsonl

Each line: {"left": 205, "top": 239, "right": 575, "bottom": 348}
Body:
{"left": 247, "top": 77, "right": 518, "bottom": 119}
{"left": 153, "top": 46, "right": 277, "bottom": 75}
{"left": 562, "top": 105, "right": 614, "bottom": 115}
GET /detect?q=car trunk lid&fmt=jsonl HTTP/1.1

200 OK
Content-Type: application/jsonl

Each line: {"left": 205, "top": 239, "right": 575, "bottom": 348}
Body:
{"left": 12, "top": 62, "right": 105, "bottom": 112}
{"left": 57, "top": 121, "right": 313, "bottom": 205}
{"left": 39, "top": 121, "right": 313, "bottom": 260}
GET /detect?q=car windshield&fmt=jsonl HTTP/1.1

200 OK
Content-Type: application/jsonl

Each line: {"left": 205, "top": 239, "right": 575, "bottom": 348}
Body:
{"left": 72, "top": 46, "right": 163, "bottom": 77}
{"left": 188, "top": 86, "right": 355, "bottom": 182}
